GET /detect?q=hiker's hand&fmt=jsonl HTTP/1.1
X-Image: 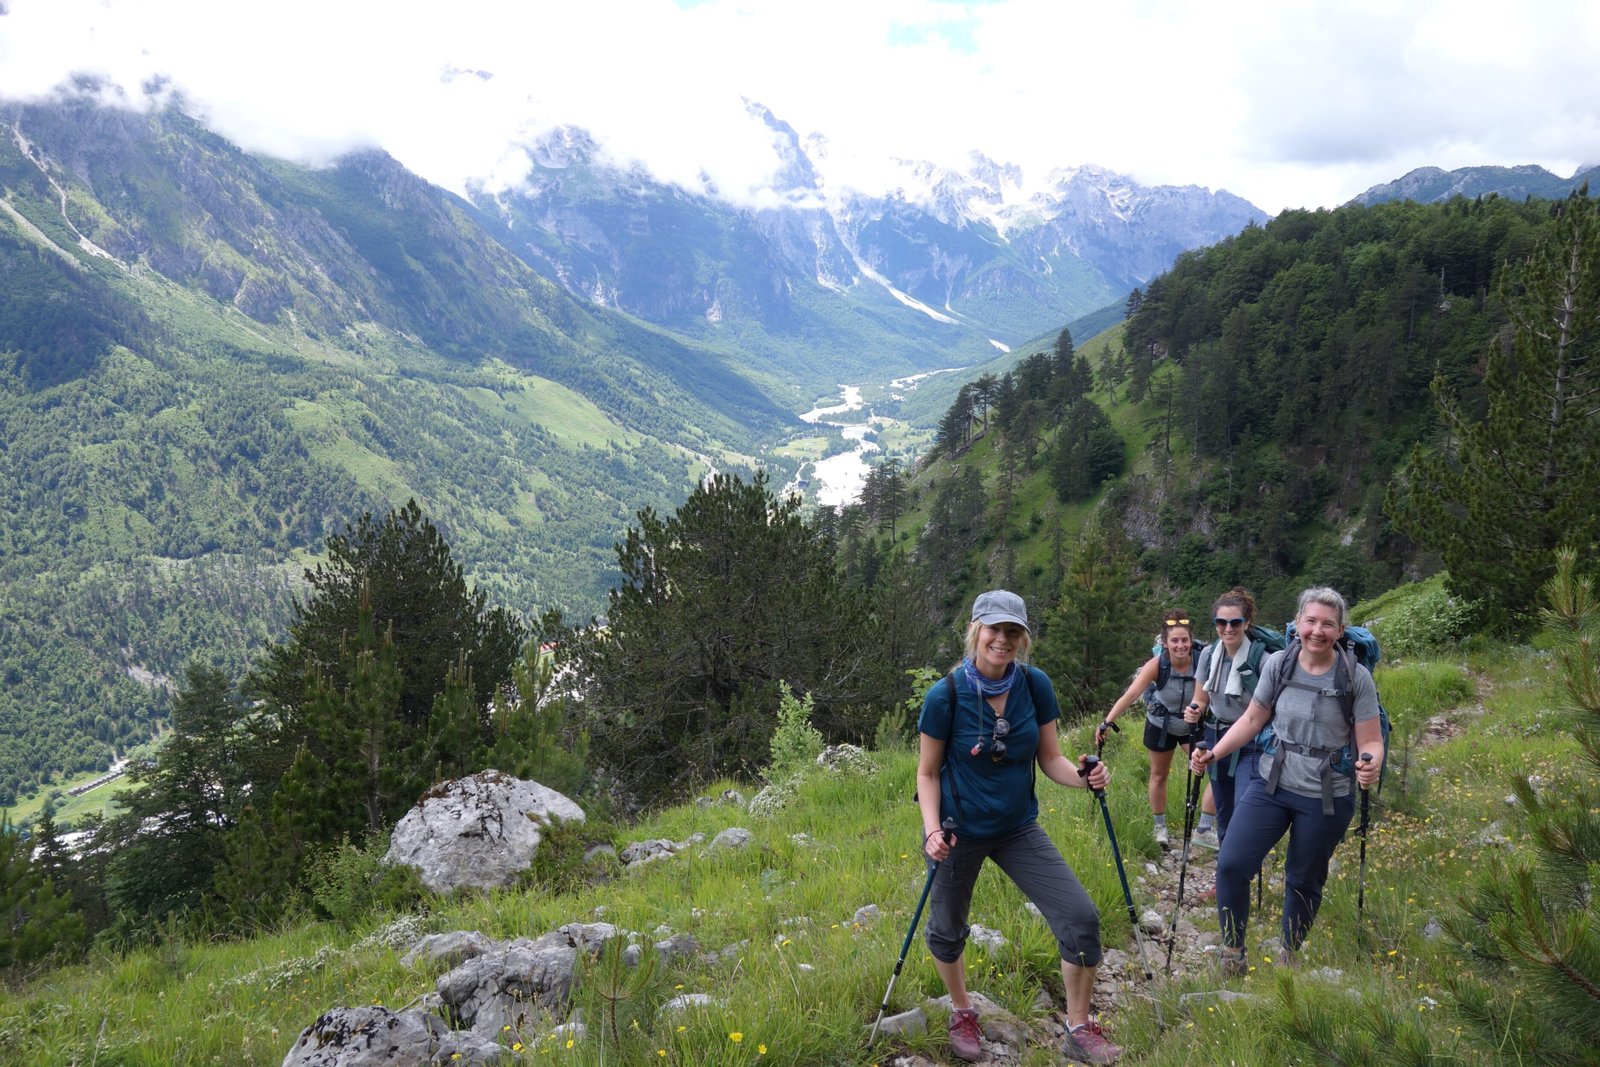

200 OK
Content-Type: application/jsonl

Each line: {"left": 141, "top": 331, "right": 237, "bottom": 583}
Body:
{"left": 1190, "top": 747, "right": 1215, "bottom": 774}
{"left": 1183, "top": 701, "right": 1202, "bottom": 724}
{"left": 1094, "top": 720, "right": 1112, "bottom": 746}
{"left": 1355, "top": 753, "right": 1381, "bottom": 788}
{"left": 924, "top": 827, "right": 953, "bottom": 862}
{"left": 1081, "top": 757, "right": 1110, "bottom": 791}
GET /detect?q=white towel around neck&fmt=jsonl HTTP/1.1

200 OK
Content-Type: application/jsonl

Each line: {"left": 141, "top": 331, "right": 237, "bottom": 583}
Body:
{"left": 1206, "top": 633, "right": 1254, "bottom": 699}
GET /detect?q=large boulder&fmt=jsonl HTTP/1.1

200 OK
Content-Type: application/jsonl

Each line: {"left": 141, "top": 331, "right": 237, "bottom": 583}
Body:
{"left": 384, "top": 771, "right": 584, "bottom": 893}
{"left": 436, "top": 924, "right": 625, "bottom": 1036}
{"left": 280, "top": 1006, "right": 502, "bottom": 1066}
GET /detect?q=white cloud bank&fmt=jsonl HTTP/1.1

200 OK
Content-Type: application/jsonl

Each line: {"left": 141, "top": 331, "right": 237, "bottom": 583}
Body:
{"left": 1, "top": 0, "right": 1597, "bottom": 214}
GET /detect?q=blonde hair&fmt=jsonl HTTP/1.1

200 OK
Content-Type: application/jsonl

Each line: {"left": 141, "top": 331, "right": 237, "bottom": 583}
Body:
{"left": 961, "top": 619, "right": 1033, "bottom": 665}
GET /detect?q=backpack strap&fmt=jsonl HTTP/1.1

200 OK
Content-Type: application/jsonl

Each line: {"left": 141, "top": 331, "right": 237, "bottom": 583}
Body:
{"left": 1261, "top": 642, "right": 1353, "bottom": 815}
{"left": 937, "top": 667, "right": 1046, "bottom": 829}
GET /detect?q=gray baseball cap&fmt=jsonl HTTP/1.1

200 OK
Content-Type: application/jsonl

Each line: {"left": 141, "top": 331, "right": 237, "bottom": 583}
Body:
{"left": 971, "top": 589, "right": 1029, "bottom": 631}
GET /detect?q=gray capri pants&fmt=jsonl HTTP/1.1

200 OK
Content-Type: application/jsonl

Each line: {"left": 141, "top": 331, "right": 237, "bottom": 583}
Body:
{"left": 924, "top": 821, "right": 1102, "bottom": 967}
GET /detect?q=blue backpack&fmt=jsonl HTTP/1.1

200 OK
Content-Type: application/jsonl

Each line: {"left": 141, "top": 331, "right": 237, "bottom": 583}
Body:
{"left": 1257, "top": 624, "right": 1392, "bottom": 812}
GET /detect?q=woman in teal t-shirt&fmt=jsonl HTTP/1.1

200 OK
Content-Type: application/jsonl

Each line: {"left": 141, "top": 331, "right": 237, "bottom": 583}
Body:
{"left": 915, "top": 590, "right": 1121, "bottom": 1065}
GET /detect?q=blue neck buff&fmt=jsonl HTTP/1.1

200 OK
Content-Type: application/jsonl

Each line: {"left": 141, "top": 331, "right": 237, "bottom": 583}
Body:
{"left": 963, "top": 657, "right": 1019, "bottom": 699}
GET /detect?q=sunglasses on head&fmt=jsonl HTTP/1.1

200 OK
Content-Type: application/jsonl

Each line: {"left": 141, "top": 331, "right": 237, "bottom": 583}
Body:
{"left": 1164, "top": 616, "right": 1190, "bottom": 627}
{"left": 1213, "top": 617, "right": 1247, "bottom": 629}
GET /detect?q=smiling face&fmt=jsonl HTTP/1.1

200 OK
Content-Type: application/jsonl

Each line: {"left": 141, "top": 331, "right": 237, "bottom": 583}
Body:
{"left": 1213, "top": 610, "right": 1248, "bottom": 652}
{"left": 1163, "top": 626, "right": 1194, "bottom": 664}
{"left": 1295, "top": 600, "right": 1345, "bottom": 656}
{"left": 973, "top": 622, "right": 1027, "bottom": 678}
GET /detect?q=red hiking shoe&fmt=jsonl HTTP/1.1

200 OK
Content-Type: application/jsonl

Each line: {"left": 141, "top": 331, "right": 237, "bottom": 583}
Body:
{"left": 947, "top": 1007, "right": 983, "bottom": 1062}
{"left": 1063, "top": 1019, "right": 1123, "bottom": 1064}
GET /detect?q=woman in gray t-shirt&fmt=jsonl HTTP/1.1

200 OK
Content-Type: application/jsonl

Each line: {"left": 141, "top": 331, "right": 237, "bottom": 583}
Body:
{"left": 1191, "top": 587, "right": 1386, "bottom": 976}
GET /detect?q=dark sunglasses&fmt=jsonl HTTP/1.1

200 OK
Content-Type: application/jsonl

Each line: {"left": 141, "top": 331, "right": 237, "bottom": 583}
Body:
{"left": 1213, "top": 617, "right": 1247, "bottom": 629}
{"left": 986, "top": 715, "right": 1011, "bottom": 761}
{"left": 1164, "top": 616, "right": 1190, "bottom": 627}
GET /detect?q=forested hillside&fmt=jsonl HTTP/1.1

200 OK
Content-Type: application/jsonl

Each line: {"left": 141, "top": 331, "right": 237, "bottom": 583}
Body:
{"left": 0, "top": 99, "right": 801, "bottom": 802}
{"left": 829, "top": 193, "right": 1593, "bottom": 714}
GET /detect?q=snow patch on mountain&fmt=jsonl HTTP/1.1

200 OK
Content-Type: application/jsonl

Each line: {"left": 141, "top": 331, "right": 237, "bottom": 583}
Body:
{"left": 853, "top": 260, "right": 962, "bottom": 325}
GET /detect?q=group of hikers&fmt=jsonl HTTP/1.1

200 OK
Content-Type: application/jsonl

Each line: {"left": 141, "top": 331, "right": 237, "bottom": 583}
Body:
{"left": 910, "top": 586, "right": 1385, "bottom": 1064}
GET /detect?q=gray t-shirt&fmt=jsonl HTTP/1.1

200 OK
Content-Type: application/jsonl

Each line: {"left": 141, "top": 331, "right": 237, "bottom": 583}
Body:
{"left": 1144, "top": 654, "right": 1199, "bottom": 737}
{"left": 1253, "top": 650, "right": 1380, "bottom": 800}
{"left": 1195, "top": 643, "right": 1258, "bottom": 725}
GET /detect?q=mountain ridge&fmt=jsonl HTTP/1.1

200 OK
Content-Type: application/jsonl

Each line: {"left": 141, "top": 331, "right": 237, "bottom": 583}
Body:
{"left": 1351, "top": 162, "right": 1600, "bottom": 206}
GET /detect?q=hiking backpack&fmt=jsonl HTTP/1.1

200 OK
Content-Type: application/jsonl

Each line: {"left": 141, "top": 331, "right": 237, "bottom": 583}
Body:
{"left": 1141, "top": 642, "right": 1208, "bottom": 711}
{"left": 1257, "top": 624, "right": 1393, "bottom": 811}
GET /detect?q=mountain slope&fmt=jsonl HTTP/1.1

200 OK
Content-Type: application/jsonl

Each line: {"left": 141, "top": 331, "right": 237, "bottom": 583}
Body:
{"left": 0, "top": 96, "right": 802, "bottom": 800}
{"left": 468, "top": 110, "right": 1268, "bottom": 378}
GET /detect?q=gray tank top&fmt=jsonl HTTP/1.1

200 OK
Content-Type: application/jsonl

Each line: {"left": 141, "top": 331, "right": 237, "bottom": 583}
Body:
{"left": 1144, "top": 656, "right": 1198, "bottom": 736}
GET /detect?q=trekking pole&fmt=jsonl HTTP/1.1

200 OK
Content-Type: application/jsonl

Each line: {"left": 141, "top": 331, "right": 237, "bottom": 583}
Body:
{"left": 1083, "top": 755, "right": 1165, "bottom": 1029}
{"left": 1164, "top": 745, "right": 1208, "bottom": 975}
{"left": 1094, "top": 719, "right": 1120, "bottom": 758}
{"left": 1356, "top": 754, "right": 1374, "bottom": 918}
{"left": 869, "top": 818, "right": 956, "bottom": 1043}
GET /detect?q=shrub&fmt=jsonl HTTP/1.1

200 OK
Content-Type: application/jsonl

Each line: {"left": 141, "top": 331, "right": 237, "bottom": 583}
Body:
{"left": 765, "top": 683, "right": 825, "bottom": 783}
{"left": 301, "top": 833, "right": 425, "bottom": 928}
{"left": 1376, "top": 585, "right": 1481, "bottom": 657}
{"left": 525, "top": 818, "right": 620, "bottom": 896}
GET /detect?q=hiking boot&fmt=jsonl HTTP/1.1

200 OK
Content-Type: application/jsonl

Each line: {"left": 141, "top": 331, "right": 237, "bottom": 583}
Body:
{"left": 1219, "top": 946, "right": 1248, "bottom": 978}
{"left": 1191, "top": 827, "right": 1220, "bottom": 851}
{"left": 1063, "top": 1019, "right": 1122, "bottom": 1064}
{"left": 1153, "top": 823, "right": 1170, "bottom": 847}
{"left": 947, "top": 1007, "right": 983, "bottom": 1062}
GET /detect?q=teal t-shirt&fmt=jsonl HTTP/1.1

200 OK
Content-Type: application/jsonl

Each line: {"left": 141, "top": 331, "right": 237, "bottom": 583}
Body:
{"left": 918, "top": 665, "right": 1061, "bottom": 839}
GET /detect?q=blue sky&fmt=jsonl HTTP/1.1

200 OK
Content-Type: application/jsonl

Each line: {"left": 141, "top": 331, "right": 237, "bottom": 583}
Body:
{"left": 2, "top": 0, "right": 1596, "bottom": 214}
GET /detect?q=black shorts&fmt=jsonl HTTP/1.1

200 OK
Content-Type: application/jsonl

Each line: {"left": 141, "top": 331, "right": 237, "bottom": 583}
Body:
{"left": 1144, "top": 718, "right": 1196, "bottom": 753}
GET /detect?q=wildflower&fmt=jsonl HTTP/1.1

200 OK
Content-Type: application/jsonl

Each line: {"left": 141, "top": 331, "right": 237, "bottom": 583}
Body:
{"left": 566, "top": 1039, "right": 575, "bottom": 1049}
{"left": 758, "top": 1045, "right": 767, "bottom": 1055}
{"left": 730, "top": 1033, "right": 744, "bottom": 1043}
{"left": 678, "top": 1026, "right": 687, "bottom": 1033}
{"left": 658, "top": 1052, "right": 667, "bottom": 1058}
{"left": 513, "top": 1043, "right": 524, "bottom": 1052}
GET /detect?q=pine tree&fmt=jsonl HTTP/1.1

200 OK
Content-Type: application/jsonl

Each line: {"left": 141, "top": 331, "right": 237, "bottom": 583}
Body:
{"left": 1036, "top": 519, "right": 1152, "bottom": 721}
{"left": 105, "top": 664, "right": 251, "bottom": 922}
{"left": 250, "top": 500, "right": 524, "bottom": 743}
{"left": 0, "top": 815, "right": 84, "bottom": 970}
{"left": 1390, "top": 193, "right": 1600, "bottom": 628}
{"left": 571, "top": 472, "right": 887, "bottom": 801}
{"left": 482, "top": 635, "right": 589, "bottom": 798}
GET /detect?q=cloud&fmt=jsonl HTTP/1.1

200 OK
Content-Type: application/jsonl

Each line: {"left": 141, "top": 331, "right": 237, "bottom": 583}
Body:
{"left": 2, "top": 0, "right": 1597, "bottom": 215}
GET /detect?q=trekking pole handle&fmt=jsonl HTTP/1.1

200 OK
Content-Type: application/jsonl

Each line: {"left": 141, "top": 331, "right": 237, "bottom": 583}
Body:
{"left": 941, "top": 817, "right": 956, "bottom": 844}
{"left": 1358, "top": 752, "right": 1374, "bottom": 789}
{"left": 1082, "top": 754, "right": 1106, "bottom": 797}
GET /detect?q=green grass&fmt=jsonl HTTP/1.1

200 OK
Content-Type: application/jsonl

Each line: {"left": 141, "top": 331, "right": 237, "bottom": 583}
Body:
{"left": 2, "top": 635, "right": 1585, "bottom": 1065}
{"left": 7, "top": 768, "right": 138, "bottom": 828}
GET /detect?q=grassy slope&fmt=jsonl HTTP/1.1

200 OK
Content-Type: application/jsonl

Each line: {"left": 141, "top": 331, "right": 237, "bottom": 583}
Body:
{"left": 3, "top": 581, "right": 1579, "bottom": 1066}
